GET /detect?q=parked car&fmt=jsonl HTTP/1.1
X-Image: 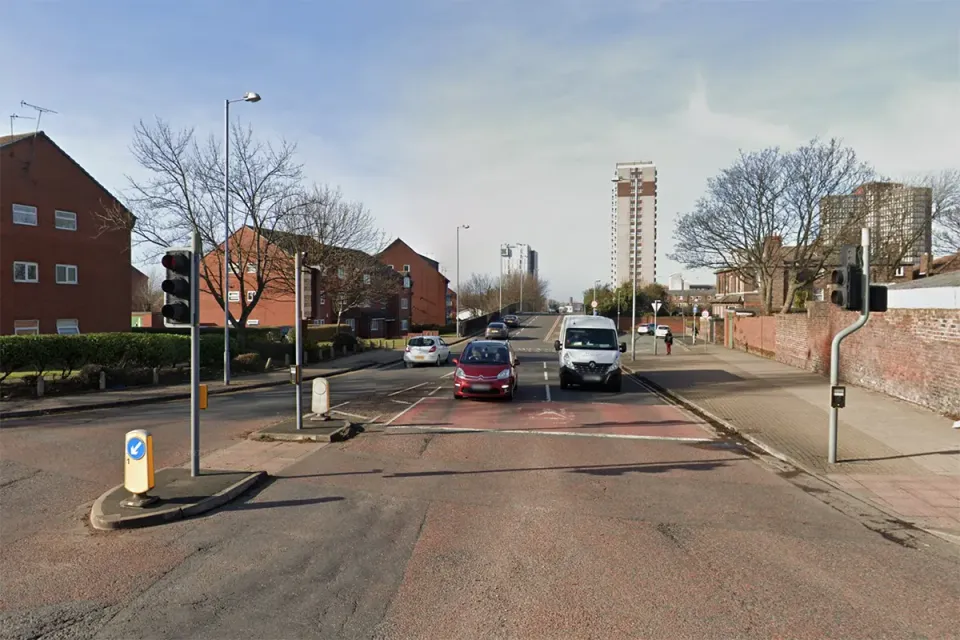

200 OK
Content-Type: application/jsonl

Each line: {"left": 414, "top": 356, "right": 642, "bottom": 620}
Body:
{"left": 502, "top": 314, "right": 520, "bottom": 327}
{"left": 452, "top": 340, "right": 519, "bottom": 400}
{"left": 485, "top": 322, "right": 510, "bottom": 339}
{"left": 636, "top": 323, "right": 655, "bottom": 335}
{"left": 404, "top": 335, "right": 451, "bottom": 367}
{"left": 654, "top": 325, "right": 671, "bottom": 338}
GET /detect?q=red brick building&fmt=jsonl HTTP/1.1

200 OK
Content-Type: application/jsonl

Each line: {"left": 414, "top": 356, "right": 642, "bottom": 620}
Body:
{"left": 195, "top": 227, "right": 412, "bottom": 338}
{"left": 379, "top": 239, "right": 449, "bottom": 327}
{"left": 0, "top": 132, "right": 133, "bottom": 335}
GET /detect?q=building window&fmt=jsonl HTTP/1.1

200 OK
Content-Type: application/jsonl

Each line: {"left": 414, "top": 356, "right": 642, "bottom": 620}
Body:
{"left": 370, "top": 318, "right": 382, "bottom": 332}
{"left": 13, "top": 320, "right": 39, "bottom": 335}
{"left": 400, "top": 298, "right": 409, "bottom": 310}
{"left": 228, "top": 291, "right": 240, "bottom": 302}
{"left": 55, "top": 264, "right": 78, "bottom": 284}
{"left": 54, "top": 210, "right": 78, "bottom": 231}
{"left": 895, "top": 266, "right": 905, "bottom": 277}
{"left": 346, "top": 318, "right": 356, "bottom": 331}
{"left": 246, "top": 290, "right": 255, "bottom": 302}
{"left": 337, "top": 267, "right": 345, "bottom": 279}
{"left": 56, "top": 319, "right": 80, "bottom": 335}
{"left": 13, "top": 261, "right": 39, "bottom": 283}
{"left": 248, "top": 319, "right": 260, "bottom": 326}
{"left": 12, "top": 204, "right": 37, "bottom": 226}
{"left": 386, "top": 264, "right": 394, "bottom": 270}
{"left": 403, "top": 276, "right": 411, "bottom": 289}
{"left": 401, "top": 319, "right": 409, "bottom": 332}
{"left": 363, "top": 273, "right": 371, "bottom": 285}
{"left": 246, "top": 263, "right": 256, "bottom": 273}
{"left": 319, "top": 295, "right": 326, "bottom": 305}
{"left": 402, "top": 264, "right": 411, "bottom": 272}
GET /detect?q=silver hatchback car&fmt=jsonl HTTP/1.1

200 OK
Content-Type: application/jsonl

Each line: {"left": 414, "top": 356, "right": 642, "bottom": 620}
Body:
{"left": 485, "top": 322, "right": 509, "bottom": 340}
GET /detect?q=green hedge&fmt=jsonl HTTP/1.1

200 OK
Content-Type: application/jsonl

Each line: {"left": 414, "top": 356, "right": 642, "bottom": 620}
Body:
{"left": 303, "top": 324, "right": 353, "bottom": 342}
{"left": 0, "top": 332, "right": 245, "bottom": 380}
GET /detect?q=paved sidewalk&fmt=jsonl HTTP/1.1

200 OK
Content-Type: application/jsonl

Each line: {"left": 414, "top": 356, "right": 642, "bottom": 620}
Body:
{"left": 623, "top": 342, "right": 960, "bottom": 541}
{"left": 1, "top": 349, "right": 403, "bottom": 420}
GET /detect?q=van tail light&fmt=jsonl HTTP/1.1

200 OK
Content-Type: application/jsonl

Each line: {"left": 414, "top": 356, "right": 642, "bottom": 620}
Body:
{"left": 429, "top": 346, "right": 437, "bottom": 353}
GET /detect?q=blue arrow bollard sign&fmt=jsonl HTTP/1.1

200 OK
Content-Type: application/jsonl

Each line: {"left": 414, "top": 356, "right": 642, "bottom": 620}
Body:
{"left": 126, "top": 437, "right": 146, "bottom": 461}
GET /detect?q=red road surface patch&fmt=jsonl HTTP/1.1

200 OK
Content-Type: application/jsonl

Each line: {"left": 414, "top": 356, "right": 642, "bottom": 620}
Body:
{"left": 389, "top": 398, "right": 717, "bottom": 441}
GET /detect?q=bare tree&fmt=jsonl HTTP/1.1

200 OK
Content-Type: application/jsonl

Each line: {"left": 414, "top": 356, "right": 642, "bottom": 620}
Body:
{"left": 133, "top": 273, "right": 163, "bottom": 312}
{"left": 924, "top": 168, "right": 960, "bottom": 256}
{"left": 97, "top": 118, "right": 305, "bottom": 329}
{"left": 669, "top": 147, "right": 790, "bottom": 314}
{"left": 778, "top": 138, "right": 875, "bottom": 312}
{"left": 458, "top": 273, "right": 499, "bottom": 313}
{"left": 323, "top": 249, "right": 402, "bottom": 330}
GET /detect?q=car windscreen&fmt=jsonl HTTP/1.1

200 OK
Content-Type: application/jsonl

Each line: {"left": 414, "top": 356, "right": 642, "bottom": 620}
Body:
{"left": 462, "top": 344, "right": 511, "bottom": 364}
{"left": 564, "top": 328, "right": 618, "bottom": 350}
{"left": 489, "top": 323, "right": 506, "bottom": 329}
{"left": 407, "top": 337, "right": 435, "bottom": 347}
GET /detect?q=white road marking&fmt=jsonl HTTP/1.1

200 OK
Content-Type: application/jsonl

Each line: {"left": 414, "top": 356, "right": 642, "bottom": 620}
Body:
{"left": 390, "top": 399, "right": 412, "bottom": 405}
{"left": 545, "top": 384, "right": 551, "bottom": 402}
{"left": 330, "top": 401, "right": 350, "bottom": 410}
{"left": 385, "top": 425, "right": 714, "bottom": 442}
{"left": 331, "top": 409, "right": 376, "bottom": 420}
{"left": 383, "top": 396, "right": 427, "bottom": 426}
{"left": 440, "top": 370, "right": 455, "bottom": 378}
{"left": 543, "top": 370, "right": 548, "bottom": 381}
{"left": 389, "top": 381, "right": 430, "bottom": 396}
{"left": 428, "top": 385, "right": 443, "bottom": 396}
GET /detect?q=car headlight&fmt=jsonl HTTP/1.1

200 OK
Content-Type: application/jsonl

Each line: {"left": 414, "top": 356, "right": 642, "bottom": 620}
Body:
{"left": 608, "top": 359, "right": 620, "bottom": 372}
{"left": 562, "top": 351, "right": 572, "bottom": 366}
{"left": 497, "top": 368, "right": 512, "bottom": 380}
{"left": 455, "top": 368, "right": 465, "bottom": 378}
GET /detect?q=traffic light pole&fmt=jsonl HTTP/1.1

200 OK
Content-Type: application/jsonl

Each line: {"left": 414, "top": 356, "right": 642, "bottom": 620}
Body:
{"left": 189, "top": 231, "right": 201, "bottom": 477}
{"left": 828, "top": 227, "right": 870, "bottom": 464}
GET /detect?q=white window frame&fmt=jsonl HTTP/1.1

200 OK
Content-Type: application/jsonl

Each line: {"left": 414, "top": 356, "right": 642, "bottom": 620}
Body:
{"left": 346, "top": 318, "right": 356, "bottom": 331}
{"left": 247, "top": 319, "right": 260, "bottom": 326}
{"left": 401, "top": 319, "right": 410, "bottom": 332}
{"left": 370, "top": 318, "right": 382, "bottom": 332}
{"left": 895, "top": 266, "right": 905, "bottom": 277}
{"left": 13, "top": 320, "right": 39, "bottom": 335}
{"left": 400, "top": 298, "right": 409, "bottom": 310}
{"left": 13, "top": 261, "right": 39, "bottom": 283}
{"left": 246, "top": 262, "right": 257, "bottom": 273}
{"left": 54, "top": 210, "right": 78, "bottom": 231}
{"left": 319, "top": 295, "right": 326, "bottom": 305}
{"left": 246, "top": 290, "right": 256, "bottom": 302}
{"left": 227, "top": 291, "right": 240, "bottom": 302}
{"left": 12, "top": 204, "right": 37, "bottom": 226}
{"left": 363, "top": 273, "right": 371, "bottom": 285}
{"left": 401, "top": 264, "right": 411, "bottom": 272}
{"left": 386, "top": 264, "right": 394, "bottom": 270}
{"left": 55, "top": 264, "right": 78, "bottom": 285}
{"left": 56, "top": 319, "right": 80, "bottom": 335}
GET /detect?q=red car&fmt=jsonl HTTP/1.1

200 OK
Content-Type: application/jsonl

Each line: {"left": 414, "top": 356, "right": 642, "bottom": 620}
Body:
{"left": 452, "top": 340, "right": 519, "bottom": 401}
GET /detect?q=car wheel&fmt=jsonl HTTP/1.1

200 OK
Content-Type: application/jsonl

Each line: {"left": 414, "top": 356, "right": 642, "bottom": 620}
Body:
{"left": 504, "top": 390, "right": 514, "bottom": 402}
{"left": 436, "top": 357, "right": 442, "bottom": 367}
{"left": 405, "top": 361, "right": 413, "bottom": 369}
{"left": 454, "top": 392, "right": 462, "bottom": 400}
{"left": 559, "top": 377, "right": 568, "bottom": 390}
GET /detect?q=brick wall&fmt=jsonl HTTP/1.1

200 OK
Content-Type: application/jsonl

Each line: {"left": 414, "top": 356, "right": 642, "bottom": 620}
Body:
{"left": 730, "top": 315, "right": 777, "bottom": 358}
{"left": 775, "top": 302, "right": 960, "bottom": 418}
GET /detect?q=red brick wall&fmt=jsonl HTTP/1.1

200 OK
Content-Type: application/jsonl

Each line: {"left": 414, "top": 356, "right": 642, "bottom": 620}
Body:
{"left": 775, "top": 302, "right": 960, "bottom": 418}
{"left": 730, "top": 315, "right": 777, "bottom": 358}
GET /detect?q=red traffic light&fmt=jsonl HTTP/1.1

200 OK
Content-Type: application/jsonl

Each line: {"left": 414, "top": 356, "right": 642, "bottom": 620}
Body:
{"left": 162, "top": 252, "right": 191, "bottom": 276}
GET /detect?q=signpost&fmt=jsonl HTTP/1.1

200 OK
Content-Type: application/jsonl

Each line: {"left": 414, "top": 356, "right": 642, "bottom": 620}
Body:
{"left": 652, "top": 299, "right": 662, "bottom": 355}
{"left": 294, "top": 251, "right": 305, "bottom": 431}
{"left": 591, "top": 299, "right": 598, "bottom": 316}
{"left": 122, "top": 429, "right": 157, "bottom": 508}
{"left": 692, "top": 305, "right": 699, "bottom": 344}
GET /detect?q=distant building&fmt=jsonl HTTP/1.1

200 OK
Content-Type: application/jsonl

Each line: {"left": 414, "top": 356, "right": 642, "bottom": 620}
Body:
{"left": 611, "top": 161, "right": 657, "bottom": 286}
{"left": 379, "top": 239, "right": 450, "bottom": 327}
{"left": 501, "top": 243, "right": 538, "bottom": 277}
{"left": 668, "top": 273, "right": 685, "bottom": 290}
{"left": 0, "top": 131, "right": 134, "bottom": 335}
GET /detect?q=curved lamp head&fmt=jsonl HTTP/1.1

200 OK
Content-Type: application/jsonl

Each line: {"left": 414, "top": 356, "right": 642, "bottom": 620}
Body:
{"left": 461, "top": 224, "right": 471, "bottom": 230}
{"left": 243, "top": 92, "right": 262, "bottom": 103}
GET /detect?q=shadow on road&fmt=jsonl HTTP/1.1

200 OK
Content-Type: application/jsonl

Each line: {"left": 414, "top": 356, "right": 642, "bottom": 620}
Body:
{"left": 228, "top": 496, "right": 345, "bottom": 511}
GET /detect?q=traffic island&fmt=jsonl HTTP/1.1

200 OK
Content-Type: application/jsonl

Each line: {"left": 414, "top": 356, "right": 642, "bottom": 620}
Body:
{"left": 250, "top": 418, "right": 357, "bottom": 443}
{"left": 90, "top": 467, "right": 265, "bottom": 531}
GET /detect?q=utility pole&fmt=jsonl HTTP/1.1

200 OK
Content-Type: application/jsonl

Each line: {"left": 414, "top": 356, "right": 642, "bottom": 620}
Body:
{"left": 189, "top": 232, "right": 201, "bottom": 476}
{"left": 294, "top": 251, "right": 304, "bottom": 431}
{"left": 631, "top": 174, "right": 638, "bottom": 360}
{"left": 456, "top": 225, "right": 469, "bottom": 336}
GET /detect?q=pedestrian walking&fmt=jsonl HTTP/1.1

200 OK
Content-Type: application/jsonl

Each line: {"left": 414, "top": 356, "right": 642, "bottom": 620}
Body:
{"left": 664, "top": 331, "right": 673, "bottom": 355}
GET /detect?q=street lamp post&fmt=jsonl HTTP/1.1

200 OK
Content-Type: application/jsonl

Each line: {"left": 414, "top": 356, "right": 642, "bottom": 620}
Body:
{"left": 499, "top": 243, "right": 506, "bottom": 313}
{"left": 456, "top": 224, "right": 469, "bottom": 337}
{"left": 223, "top": 91, "right": 261, "bottom": 386}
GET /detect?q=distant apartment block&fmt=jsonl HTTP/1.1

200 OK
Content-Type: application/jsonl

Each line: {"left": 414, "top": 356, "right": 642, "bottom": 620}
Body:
{"left": 500, "top": 243, "right": 538, "bottom": 277}
{"left": 821, "top": 181, "right": 932, "bottom": 273}
{"left": 611, "top": 162, "right": 657, "bottom": 286}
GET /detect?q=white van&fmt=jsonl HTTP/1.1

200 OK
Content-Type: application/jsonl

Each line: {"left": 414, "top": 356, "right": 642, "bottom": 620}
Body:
{"left": 553, "top": 315, "right": 626, "bottom": 392}
{"left": 557, "top": 314, "right": 588, "bottom": 345}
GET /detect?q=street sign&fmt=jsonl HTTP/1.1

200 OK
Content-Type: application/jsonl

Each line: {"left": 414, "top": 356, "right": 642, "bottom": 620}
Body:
{"left": 591, "top": 300, "right": 598, "bottom": 309}
{"left": 123, "top": 429, "right": 156, "bottom": 507}
{"left": 652, "top": 300, "right": 662, "bottom": 313}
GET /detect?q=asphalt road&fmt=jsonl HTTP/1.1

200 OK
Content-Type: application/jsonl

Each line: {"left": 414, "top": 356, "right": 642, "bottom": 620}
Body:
{"left": 2, "top": 314, "right": 959, "bottom": 639}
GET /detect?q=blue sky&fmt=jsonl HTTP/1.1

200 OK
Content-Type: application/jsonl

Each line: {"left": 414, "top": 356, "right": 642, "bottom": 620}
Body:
{"left": 2, "top": 0, "right": 958, "bottom": 300}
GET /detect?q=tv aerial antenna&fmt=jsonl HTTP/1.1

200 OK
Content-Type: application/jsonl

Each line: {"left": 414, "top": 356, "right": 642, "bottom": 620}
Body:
{"left": 9, "top": 113, "right": 35, "bottom": 136}
{"left": 20, "top": 101, "right": 58, "bottom": 134}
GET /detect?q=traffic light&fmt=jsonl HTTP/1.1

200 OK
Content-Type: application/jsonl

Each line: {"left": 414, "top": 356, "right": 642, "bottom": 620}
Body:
{"left": 829, "top": 244, "right": 888, "bottom": 313}
{"left": 161, "top": 248, "right": 195, "bottom": 327}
